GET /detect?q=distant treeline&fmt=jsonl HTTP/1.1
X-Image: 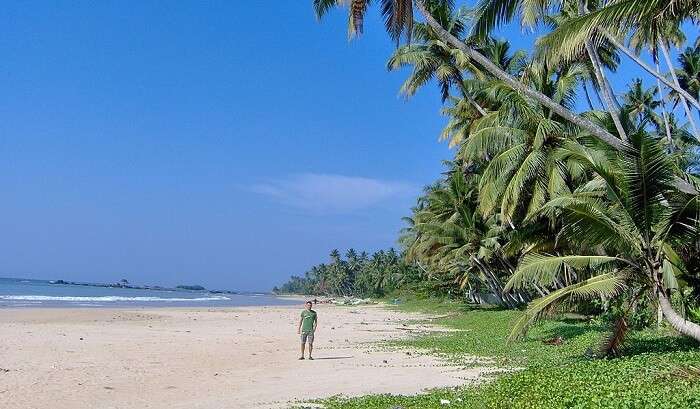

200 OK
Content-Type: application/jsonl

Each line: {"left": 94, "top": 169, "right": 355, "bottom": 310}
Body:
{"left": 273, "top": 248, "right": 425, "bottom": 298}
{"left": 175, "top": 285, "right": 206, "bottom": 291}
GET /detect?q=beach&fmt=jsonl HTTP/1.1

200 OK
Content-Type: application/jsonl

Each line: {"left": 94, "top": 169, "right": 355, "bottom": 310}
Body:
{"left": 0, "top": 303, "right": 488, "bottom": 409}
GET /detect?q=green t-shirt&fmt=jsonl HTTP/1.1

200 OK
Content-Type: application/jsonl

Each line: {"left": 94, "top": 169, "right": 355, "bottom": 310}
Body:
{"left": 300, "top": 309, "right": 317, "bottom": 333}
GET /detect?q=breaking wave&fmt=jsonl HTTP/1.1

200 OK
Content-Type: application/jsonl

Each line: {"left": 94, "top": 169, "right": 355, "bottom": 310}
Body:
{"left": 0, "top": 295, "right": 230, "bottom": 302}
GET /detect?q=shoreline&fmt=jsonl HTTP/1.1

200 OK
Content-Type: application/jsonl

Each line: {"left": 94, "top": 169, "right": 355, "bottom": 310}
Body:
{"left": 0, "top": 303, "right": 489, "bottom": 409}
{"left": 0, "top": 295, "right": 299, "bottom": 309}
{"left": 0, "top": 277, "right": 295, "bottom": 309}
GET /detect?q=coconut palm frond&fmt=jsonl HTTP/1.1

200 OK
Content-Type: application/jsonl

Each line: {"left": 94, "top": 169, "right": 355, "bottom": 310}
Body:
{"left": 538, "top": 195, "right": 641, "bottom": 255}
{"left": 505, "top": 254, "right": 620, "bottom": 291}
{"left": 313, "top": 0, "right": 342, "bottom": 19}
{"left": 479, "top": 143, "right": 529, "bottom": 216}
{"left": 381, "top": 0, "right": 415, "bottom": 44}
{"left": 509, "top": 273, "right": 626, "bottom": 340}
{"left": 500, "top": 149, "right": 547, "bottom": 223}
{"left": 538, "top": 0, "right": 697, "bottom": 65}
{"left": 622, "top": 131, "right": 677, "bottom": 238}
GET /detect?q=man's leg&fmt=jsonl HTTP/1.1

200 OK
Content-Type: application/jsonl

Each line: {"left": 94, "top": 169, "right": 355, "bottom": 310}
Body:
{"left": 299, "top": 333, "right": 306, "bottom": 359}
{"left": 307, "top": 333, "right": 314, "bottom": 359}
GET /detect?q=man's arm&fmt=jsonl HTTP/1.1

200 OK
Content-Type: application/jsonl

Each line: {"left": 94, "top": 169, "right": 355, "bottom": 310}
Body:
{"left": 297, "top": 316, "right": 302, "bottom": 334}
{"left": 313, "top": 315, "right": 318, "bottom": 332}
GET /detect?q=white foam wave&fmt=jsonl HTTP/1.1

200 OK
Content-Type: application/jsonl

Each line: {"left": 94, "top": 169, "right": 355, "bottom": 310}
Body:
{"left": 0, "top": 295, "right": 230, "bottom": 302}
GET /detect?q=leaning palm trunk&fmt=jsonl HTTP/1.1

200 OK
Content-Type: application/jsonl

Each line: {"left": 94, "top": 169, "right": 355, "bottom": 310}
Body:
{"left": 659, "top": 40, "right": 700, "bottom": 141}
{"left": 467, "top": 95, "right": 487, "bottom": 116}
{"left": 465, "top": 281, "right": 480, "bottom": 304}
{"left": 473, "top": 256, "right": 518, "bottom": 308}
{"left": 604, "top": 32, "right": 700, "bottom": 112}
{"left": 655, "top": 62, "right": 674, "bottom": 146}
{"left": 582, "top": 81, "right": 598, "bottom": 110}
{"left": 413, "top": 0, "right": 624, "bottom": 150}
{"left": 658, "top": 290, "right": 700, "bottom": 342}
{"left": 585, "top": 39, "right": 627, "bottom": 140}
{"left": 458, "top": 83, "right": 487, "bottom": 116}
{"left": 500, "top": 257, "right": 532, "bottom": 302}
{"left": 578, "top": 2, "right": 626, "bottom": 140}
{"left": 413, "top": 0, "right": 699, "bottom": 195}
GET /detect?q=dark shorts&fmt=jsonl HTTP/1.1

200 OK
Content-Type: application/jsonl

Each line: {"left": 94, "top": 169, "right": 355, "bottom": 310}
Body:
{"left": 301, "top": 331, "right": 314, "bottom": 344}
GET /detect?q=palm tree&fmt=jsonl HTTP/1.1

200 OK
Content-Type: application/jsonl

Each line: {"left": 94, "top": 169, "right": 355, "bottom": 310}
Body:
{"left": 386, "top": 4, "right": 528, "bottom": 115}
{"left": 539, "top": 3, "right": 621, "bottom": 111}
{"left": 326, "top": 249, "right": 350, "bottom": 295}
{"left": 507, "top": 130, "right": 700, "bottom": 343}
{"left": 400, "top": 37, "right": 527, "bottom": 148}
{"left": 601, "top": 34, "right": 700, "bottom": 113}
{"left": 404, "top": 161, "right": 524, "bottom": 306}
{"left": 386, "top": 4, "right": 476, "bottom": 101}
{"left": 534, "top": 0, "right": 699, "bottom": 64}
{"left": 575, "top": 0, "right": 628, "bottom": 141}
{"left": 478, "top": 0, "right": 700, "bottom": 113}
{"left": 624, "top": 18, "right": 700, "bottom": 141}
{"left": 536, "top": 0, "right": 700, "bottom": 115}
{"left": 313, "top": 0, "right": 698, "bottom": 195}
{"left": 455, "top": 60, "right": 591, "bottom": 225}
{"left": 673, "top": 42, "right": 700, "bottom": 112}
{"left": 475, "top": 0, "right": 672, "bottom": 142}
{"left": 312, "top": 0, "right": 629, "bottom": 153}
{"left": 622, "top": 78, "right": 660, "bottom": 125}
{"left": 664, "top": 113, "right": 700, "bottom": 173}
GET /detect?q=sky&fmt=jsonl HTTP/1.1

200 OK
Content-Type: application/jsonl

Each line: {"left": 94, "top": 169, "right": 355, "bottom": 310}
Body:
{"left": 0, "top": 1, "right": 693, "bottom": 291}
{"left": 0, "top": 1, "right": 452, "bottom": 291}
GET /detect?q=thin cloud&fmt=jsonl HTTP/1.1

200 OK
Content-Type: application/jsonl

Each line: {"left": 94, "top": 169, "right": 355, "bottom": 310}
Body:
{"left": 250, "top": 173, "right": 417, "bottom": 213}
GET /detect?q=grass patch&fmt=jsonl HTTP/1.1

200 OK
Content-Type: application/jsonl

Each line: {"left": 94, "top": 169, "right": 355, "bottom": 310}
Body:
{"left": 311, "top": 298, "right": 700, "bottom": 409}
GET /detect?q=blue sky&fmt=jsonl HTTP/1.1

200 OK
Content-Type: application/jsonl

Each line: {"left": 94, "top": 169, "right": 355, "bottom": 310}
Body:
{"left": 0, "top": 2, "right": 693, "bottom": 291}
{"left": 0, "top": 1, "right": 451, "bottom": 291}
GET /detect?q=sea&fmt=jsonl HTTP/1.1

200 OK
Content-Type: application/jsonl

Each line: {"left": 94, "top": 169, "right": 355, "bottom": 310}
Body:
{"left": 0, "top": 277, "right": 298, "bottom": 308}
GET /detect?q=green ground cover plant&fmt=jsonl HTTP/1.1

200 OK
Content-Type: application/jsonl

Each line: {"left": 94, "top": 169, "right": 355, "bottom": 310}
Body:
{"left": 287, "top": 1, "right": 700, "bottom": 406}
{"left": 312, "top": 299, "right": 700, "bottom": 409}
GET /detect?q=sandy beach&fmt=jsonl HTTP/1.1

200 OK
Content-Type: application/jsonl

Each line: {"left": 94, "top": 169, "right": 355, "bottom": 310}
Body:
{"left": 0, "top": 303, "right": 488, "bottom": 408}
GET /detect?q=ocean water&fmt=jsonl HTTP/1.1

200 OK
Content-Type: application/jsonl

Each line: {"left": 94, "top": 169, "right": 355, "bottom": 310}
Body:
{"left": 0, "top": 277, "right": 298, "bottom": 308}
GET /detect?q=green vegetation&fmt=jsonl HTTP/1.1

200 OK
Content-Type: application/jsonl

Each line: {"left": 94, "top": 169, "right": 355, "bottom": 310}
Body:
{"left": 274, "top": 249, "right": 423, "bottom": 297}
{"left": 287, "top": 0, "right": 700, "bottom": 406}
{"left": 175, "top": 285, "right": 206, "bottom": 291}
{"left": 301, "top": 0, "right": 700, "bottom": 343}
{"left": 313, "top": 299, "right": 700, "bottom": 408}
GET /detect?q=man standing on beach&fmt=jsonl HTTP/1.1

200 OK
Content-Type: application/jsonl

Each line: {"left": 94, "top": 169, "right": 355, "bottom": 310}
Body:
{"left": 297, "top": 301, "right": 317, "bottom": 360}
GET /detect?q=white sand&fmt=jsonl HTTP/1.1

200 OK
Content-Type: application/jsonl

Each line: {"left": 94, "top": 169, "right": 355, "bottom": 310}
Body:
{"left": 0, "top": 304, "right": 489, "bottom": 408}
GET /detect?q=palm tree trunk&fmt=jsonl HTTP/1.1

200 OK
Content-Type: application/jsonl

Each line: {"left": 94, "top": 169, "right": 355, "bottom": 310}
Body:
{"left": 577, "top": 1, "right": 626, "bottom": 141}
{"left": 659, "top": 40, "right": 700, "bottom": 141}
{"left": 591, "top": 81, "right": 606, "bottom": 108}
{"left": 473, "top": 256, "right": 517, "bottom": 308}
{"left": 604, "top": 32, "right": 700, "bottom": 112}
{"left": 467, "top": 95, "right": 487, "bottom": 116}
{"left": 413, "top": 0, "right": 623, "bottom": 151}
{"left": 413, "top": 0, "right": 699, "bottom": 195}
{"left": 655, "top": 62, "right": 674, "bottom": 147}
{"left": 500, "top": 256, "right": 531, "bottom": 302}
{"left": 658, "top": 290, "right": 700, "bottom": 342}
{"left": 465, "top": 281, "right": 479, "bottom": 304}
{"left": 459, "top": 83, "right": 487, "bottom": 116}
{"left": 584, "top": 39, "right": 628, "bottom": 140}
{"left": 582, "top": 82, "right": 595, "bottom": 110}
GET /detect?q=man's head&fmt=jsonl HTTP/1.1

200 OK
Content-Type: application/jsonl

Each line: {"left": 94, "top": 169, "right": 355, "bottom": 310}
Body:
{"left": 305, "top": 301, "right": 313, "bottom": 310}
